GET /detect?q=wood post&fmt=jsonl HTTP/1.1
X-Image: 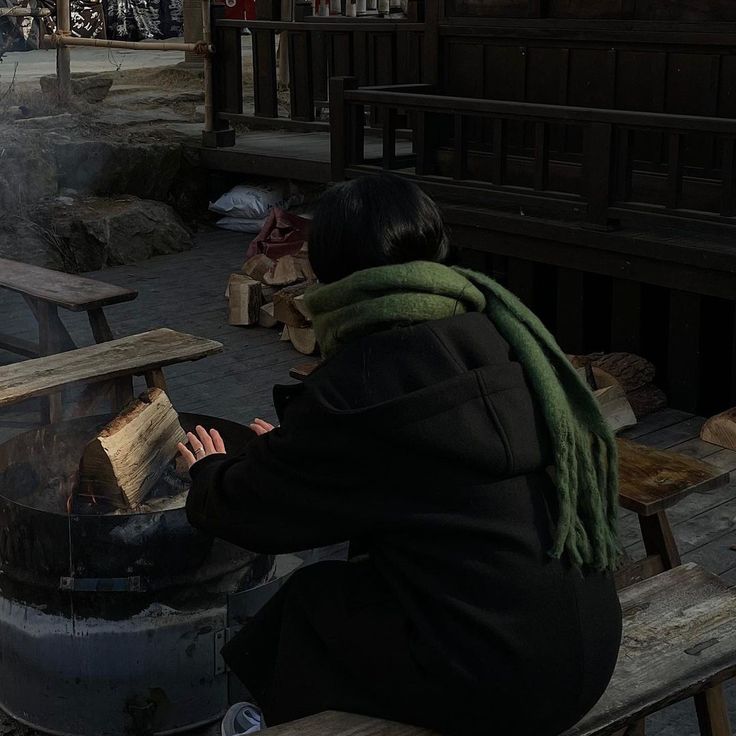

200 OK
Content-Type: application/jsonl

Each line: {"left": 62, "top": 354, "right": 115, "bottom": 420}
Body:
{"left": 638, "top": 511, "right": 682, "bottom": 570}
{"left": 288, "top": 30, "right": 315, "bottom": 121}
{"left": 253, "top": 28, "right": 279, "bottom": 118}
{"left": 55, "top": 0, "right": 71, "bottom": 105}
{"left": 203, "top": 4, "right": 238, "bottom": 147}
{"left": 330, "top": 76, "right": 358, "bottom": 181}
{"left": 584, "top": 121, "right": 614, "bottom": 227}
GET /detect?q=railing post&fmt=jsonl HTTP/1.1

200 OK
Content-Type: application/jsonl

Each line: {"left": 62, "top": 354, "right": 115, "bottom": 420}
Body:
{"left": 253, "top": 27, "right": 279, "bottom": 118}
{"left": 584, "top": 121, "right": 614, "bottom": 228}
{"left": 721, "top": 137, "right": 736, "bottom": 217}
{"left": 330, "top": 76, "right": 358, "bottom": 182}
{"left": 202, "top": 4, "right": 237, "bottom": 147}
{"left": 288, "top": 30, "right": 315, "bottom": 121}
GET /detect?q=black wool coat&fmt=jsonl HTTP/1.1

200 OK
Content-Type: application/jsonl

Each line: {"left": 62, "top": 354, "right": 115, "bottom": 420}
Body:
{"left": 186, "top": 312, "right": 622, "bottom": 736}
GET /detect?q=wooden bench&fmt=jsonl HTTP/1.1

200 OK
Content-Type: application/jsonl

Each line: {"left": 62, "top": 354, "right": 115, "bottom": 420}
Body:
{"left": 248, "top": 564, "right": 736, "bottom": 736}
{"left": 0, "top": 258, "right": 139, "bottom": 422}
{"left": 0, "top": 328, "right": 222, "bottom": 418}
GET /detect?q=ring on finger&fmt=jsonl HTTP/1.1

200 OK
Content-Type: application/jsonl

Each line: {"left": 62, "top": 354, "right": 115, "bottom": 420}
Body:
{"left": 193, "top": 445, "right": 205, "bottom": 457}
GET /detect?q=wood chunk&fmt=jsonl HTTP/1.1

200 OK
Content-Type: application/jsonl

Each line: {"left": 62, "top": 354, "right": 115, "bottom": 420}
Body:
{"left": 228, "top": 275, "right": 263, "bottom": 326}
{"left": 595, "top": 385, "right": 637, "bottom": 433}
{"left": 628, "top": 384, "right": 668, "bottom": 418}
{"left": 701, "top": 408, "right": 736, "bottom": 451}
{"left": 289, "top": 326, "right": 317, "bottom": 355}
{"left": 293, "top": 294, "right": 312, "bottom": 320}
{"left": 78, "top": 388, "right": 186, "bottom": 508}
{"left": 593, "top": 352, "right": 656, "bottom": 393}
{"left": 592, "top": 367, "right": 637, "bottom": 433}
{"left": 259, "top": 302, "right": 278, "bottom": 328}
{"left": 242, "top": 254, "right": 275, "bottom": 283}
{"left": 280, "top": 325, "right": 291, "bottom": 341}
{"left": 273, "top": 284, "right": 310, "bottom": 328}
{"left": 569, "top": 355, "right": 596, "bottom": 388}
{"left": 293, "top": 253, "right": 317, "bottom": 283}
{"left": 264, "top": 255, "right": 303, "bottom": 287}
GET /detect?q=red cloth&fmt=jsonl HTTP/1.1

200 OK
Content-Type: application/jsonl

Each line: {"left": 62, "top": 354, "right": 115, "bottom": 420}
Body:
{"left": 246, "top": 209, "right": 311, "bottom": 261}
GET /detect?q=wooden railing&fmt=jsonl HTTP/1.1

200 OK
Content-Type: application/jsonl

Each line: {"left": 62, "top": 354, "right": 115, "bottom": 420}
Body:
{"left": 330, "top": 78, "right": 736, "bottom": 232}
{"left": 210, "top": 12, "right": 425, "bottom": 136}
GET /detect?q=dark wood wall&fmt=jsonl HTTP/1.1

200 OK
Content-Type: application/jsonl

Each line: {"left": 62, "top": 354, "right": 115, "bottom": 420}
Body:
{"left": 445, "top": 0, "right": 736, "bottom": 21}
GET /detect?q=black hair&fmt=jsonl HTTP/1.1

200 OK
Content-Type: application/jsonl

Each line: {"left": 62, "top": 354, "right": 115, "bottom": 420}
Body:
{"left": 308, "top": 173, "right": 449, "bottom": 284}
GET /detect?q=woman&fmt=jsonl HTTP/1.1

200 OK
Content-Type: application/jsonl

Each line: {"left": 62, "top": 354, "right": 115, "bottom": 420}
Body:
{"left": 180, "top": 174, "right": 623, "bottom": 736}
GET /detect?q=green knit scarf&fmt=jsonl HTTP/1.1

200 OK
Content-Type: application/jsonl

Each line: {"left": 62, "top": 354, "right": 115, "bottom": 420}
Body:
{"left": 304, "top": 261, "right": 620, "bottom": 572}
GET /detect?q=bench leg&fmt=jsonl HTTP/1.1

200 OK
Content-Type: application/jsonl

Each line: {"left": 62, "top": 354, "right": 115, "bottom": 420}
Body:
{"left": 694, "top": 684, "right": 732, "bottom": 736}
{"left": 638, "top": 511, "right": 682, "bottom": 570}
{"left": 37, "top": 302, "right": 74, "bottom": 424}
{"left": 145, "top": 369, "right": 168, "bottom": 392}
{"left": 87, "top": 307, "right": 134, "bottom": 413}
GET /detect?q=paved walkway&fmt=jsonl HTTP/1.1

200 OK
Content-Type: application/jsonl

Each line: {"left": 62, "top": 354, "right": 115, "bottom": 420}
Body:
{"left": 0, "top": 229, "right": 735, "bottom": 735}
{"left": 0, "top": 229, "right": 291, "bottom": 439}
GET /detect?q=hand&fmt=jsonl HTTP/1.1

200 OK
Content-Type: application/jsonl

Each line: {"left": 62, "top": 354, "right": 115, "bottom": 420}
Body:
{"left": 249, "top": 418, "right": 276, "bottom": 436}
{"left": 177, "top": 425, "right": 227, "bottom": 470}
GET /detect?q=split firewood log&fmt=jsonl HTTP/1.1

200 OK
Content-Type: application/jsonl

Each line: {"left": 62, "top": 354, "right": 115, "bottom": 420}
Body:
{"left": 259, "top": 302, "right": 278, "bottom": 328}
{"left": 264, "top": 255, "right": 303, "bottom": 287}
{"left": 228, "top": 275, "right": 263, "bottom": 326}
{"left": 292, "top": 253, "right": 317, "bottom": 284}
{"left": 591, "top": 367, "right": 637, "bottom": 432}
{"left": 627, "top": 384, "right": 667, "bottom": 418}
{"left": 78, "top": 388, "right": 186, "bottom": 508}
{"left": 701, "top": 408, "right": 736, "bottom": 451}
{"left": 592, "top": 353, "right": 656, "bottom": 393}
{"left": 273, "top": 284, "right": 311, "bottom": 328}
{"left": 289, "top": 326, "right": 318, "bottom": 355}
{"left": 242, "top": 253, "right": 276, "bottom": 283}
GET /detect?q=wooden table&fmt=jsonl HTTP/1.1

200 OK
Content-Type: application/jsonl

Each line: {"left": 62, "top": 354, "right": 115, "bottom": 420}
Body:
{"left": 0, "top": 257, "right": 138, "bottom": 422}
{"left": 616, "top": 438, "right": 730, "bottom": 586}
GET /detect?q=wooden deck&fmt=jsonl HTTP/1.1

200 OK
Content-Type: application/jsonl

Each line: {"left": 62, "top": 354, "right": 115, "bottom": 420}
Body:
{"left": 0, "top": 229, "right": 735, "bottom": 733}
{"left": 196, "top": 130, "right": 413, "bottom": 183}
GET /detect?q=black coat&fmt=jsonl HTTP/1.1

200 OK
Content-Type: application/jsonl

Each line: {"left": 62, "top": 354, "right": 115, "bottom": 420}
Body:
{"left": 187, "top": 313, "right": 622, "bottom": 735}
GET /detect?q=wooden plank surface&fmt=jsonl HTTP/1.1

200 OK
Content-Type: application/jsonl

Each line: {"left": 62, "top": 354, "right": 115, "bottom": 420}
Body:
{"left": 568, "top": 564, "right": 736, "bottom": 736}
{"left": 0, "top": 258, "right": 138, "bottom": 312}
{"left": 618, "top": 438, "right": 730, "bottom": 516}
{"left": 0, "top": 329, "right": 222, "bottom": 409}
{"left": 256, "top": 566, "right": 736, "bottom": 736}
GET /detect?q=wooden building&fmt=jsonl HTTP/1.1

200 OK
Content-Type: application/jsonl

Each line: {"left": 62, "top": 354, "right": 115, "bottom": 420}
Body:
{"left": 202, "top": 0, "right": 736, "bottom": 415}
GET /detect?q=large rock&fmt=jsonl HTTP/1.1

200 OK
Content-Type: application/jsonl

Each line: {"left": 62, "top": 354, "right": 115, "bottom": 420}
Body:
{"left": 0, "top": 135, "right": 58, "bottom": 212}
{"left": 40, "top": 74, "right": 114, "bottom": 104}
{"left": 48, "top": 196, "right": 193, "bottom": 272}
{"left": 53, "top": 141, "right": 182, "bottom": 202}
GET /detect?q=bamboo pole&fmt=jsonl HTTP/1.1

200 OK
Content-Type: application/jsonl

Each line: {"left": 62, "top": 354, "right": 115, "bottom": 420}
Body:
{"left": 201, "top": 0, "right": 213, "bottom": 133}
{"left": 55, "top": 0, "right": 72, "bottom": 106}
{"left": 46, "top": 35, "right": 210, "bottom": 53}
{"left": 0, "top": 7, "right": 51, "bottom": 16}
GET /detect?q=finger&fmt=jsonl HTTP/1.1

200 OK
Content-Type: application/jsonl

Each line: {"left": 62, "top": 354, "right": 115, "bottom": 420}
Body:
{"left": 177, "top": 442, "right": 196, "bottom": 469}
{"left": 253, "top": 418, "right": 275, "bottom": 431}
{"left": 249, "top": 423, "right": 269, "bottom": 436}
{"left": 196, "top": 425, "right": 216, "bottom": 454}
{"left": 210, "top": 428, "right": 226, "bottom": 453}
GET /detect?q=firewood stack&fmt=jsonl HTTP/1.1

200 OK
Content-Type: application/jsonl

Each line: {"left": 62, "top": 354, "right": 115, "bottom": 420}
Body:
{"left": 570, "top": 352, "right": 667, "bottom": 429}
{"left": 226, "top": 247, "right": 319, "bottom": 355}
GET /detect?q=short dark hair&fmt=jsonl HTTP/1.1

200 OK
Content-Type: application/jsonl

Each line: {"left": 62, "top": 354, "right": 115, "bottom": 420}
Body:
{"left": 308, "top": 174, "right": 449, "bottom": 284}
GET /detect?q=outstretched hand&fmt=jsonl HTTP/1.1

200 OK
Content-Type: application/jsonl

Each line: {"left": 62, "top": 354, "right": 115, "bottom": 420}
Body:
{"left": 177, "top": 425, "right": 227, "bottom": 470}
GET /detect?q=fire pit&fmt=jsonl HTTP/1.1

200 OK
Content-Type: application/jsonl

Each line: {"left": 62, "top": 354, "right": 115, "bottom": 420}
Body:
{"left": 0, "top": 412, "right": 274, "bottom": 736}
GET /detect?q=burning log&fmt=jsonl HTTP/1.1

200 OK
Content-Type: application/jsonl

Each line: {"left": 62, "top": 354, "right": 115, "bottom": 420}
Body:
{"left": 78, "top": 388, "right": 186, "bottom": 508}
